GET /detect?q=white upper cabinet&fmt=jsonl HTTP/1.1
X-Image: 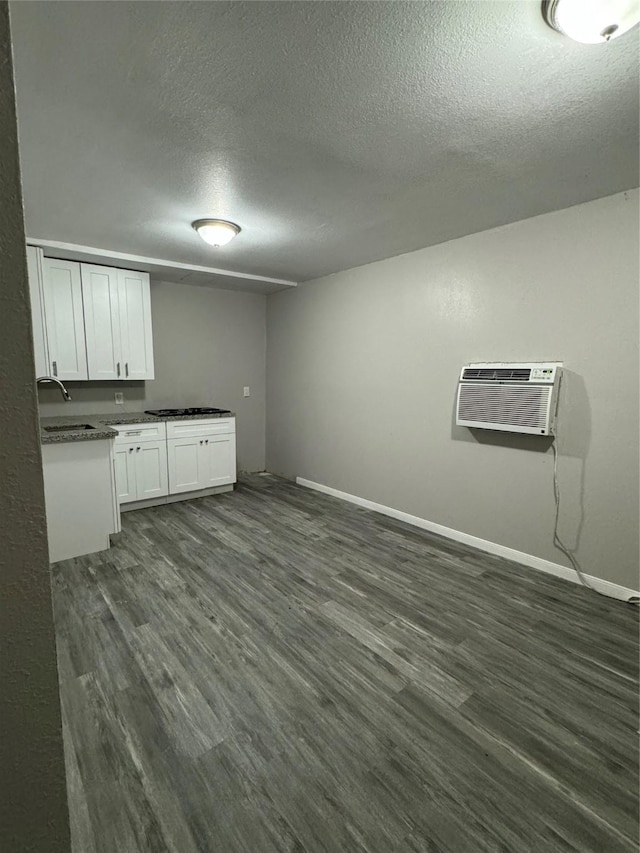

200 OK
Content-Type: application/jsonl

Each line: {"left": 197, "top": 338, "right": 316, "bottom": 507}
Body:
{"left": 28, "top": 251, "right": 155, "bottom": 383}
{"left": 82, "top": 265, "right": 154, "bottom": 381}
{"left": 41, "top": 257, "right": 88, "bottom": 381}
{"left": 117, "top": 269, "right": 154, "bottom": 380}
{"left": 26, "top": 246, "right": 49, "bottom": 376}
{"left": 81, "top": 264, "right": 121, "bottom": 380}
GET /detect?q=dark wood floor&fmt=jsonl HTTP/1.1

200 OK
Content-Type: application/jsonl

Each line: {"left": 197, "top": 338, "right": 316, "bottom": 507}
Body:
{"left": 52, "top": 474, "right": 639, "bottom": 853}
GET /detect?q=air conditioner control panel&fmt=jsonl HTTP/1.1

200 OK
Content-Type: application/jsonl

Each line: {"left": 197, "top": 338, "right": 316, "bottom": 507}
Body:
{"left": 530, "top": 366, "right": 559, "bottom": 382}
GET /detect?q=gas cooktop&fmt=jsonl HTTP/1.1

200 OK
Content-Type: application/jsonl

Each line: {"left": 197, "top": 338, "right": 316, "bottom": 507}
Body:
{"left": 144, "top": 407, "right": 231, "bottom": 417}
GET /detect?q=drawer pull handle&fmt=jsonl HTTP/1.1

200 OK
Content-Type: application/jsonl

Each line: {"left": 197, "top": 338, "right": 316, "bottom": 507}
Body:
{"left": 125, "top": 431, "right": 141, "bottom": 436}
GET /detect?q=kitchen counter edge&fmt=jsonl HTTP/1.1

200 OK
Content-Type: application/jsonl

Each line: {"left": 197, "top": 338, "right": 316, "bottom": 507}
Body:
{"left": 40, "top": 410, "right": 236, "bottom": 445}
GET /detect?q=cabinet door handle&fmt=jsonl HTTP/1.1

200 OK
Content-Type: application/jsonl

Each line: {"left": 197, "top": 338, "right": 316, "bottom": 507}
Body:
{"left": 52, "top": 361, "right": 58, "bottom": 376}
{"left": 136, "top": 446, "right": 141, "bottom": 452}
{"left": 205, "top": 439, "right": 209, "bottom": 445}
{"left": 199, "top": 440, "right": 203, "bottom": 445}
{"left": 125, "top": 363, "right": 129, "bottom": 378}
{"left": 116, "top": 362, "right": 121, "bottom": 377}
{"left": 128, "top": 447, "right": 133, "bottom": 453}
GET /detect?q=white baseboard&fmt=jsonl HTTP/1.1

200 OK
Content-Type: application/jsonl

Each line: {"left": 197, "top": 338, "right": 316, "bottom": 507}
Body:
{"left": 296, "top": 477, "right": 639, "bottom": 603}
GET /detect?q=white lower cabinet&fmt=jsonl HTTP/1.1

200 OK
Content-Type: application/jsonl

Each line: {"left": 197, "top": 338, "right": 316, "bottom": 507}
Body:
{"left": 167, "top": 437, "right": 202, "bottom": 494}
{"left": 115, "top": 440, "right": 168, "bottom": 503}
{"left": 136, "top": 441, "right": 169, "bottom": 500}
{"left": 167, "top": 432, "right": 236, "bottom": 494}
{"left": 200, "top": 434, "right": 237, "bottom": 488}
{"left": 166, "top": 419, "right": 237, "bottom": 495}
{"left": 113, "top": 423, "right": 168, "bottom": 505}
{"left": 113, "top": 418, "right": 235, "bottom": 506}
{"left": 114, "top": 445, "right": 138, "bottom": 503}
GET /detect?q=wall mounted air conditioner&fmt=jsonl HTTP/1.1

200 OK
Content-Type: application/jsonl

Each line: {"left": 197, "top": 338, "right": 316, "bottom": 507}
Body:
{"left": 456, "top": 362, "right": 562, "bottom": 436}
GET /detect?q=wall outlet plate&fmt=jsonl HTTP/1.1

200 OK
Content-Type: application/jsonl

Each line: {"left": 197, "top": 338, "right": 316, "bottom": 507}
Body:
{"left": 114, "top": 392, "right": 124, "bottom": 405}
{"left": 243, "top": 386, "right": 250, "bottom": 397}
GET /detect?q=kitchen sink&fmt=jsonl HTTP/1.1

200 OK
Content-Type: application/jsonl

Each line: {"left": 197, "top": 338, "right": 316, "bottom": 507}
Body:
{"left": 43, "top": 424, "right": 95, "bottom": 432}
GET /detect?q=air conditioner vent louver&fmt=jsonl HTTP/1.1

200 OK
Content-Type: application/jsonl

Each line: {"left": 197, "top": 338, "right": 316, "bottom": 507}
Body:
{"left": 457, "top": 385, "right": 550, "bottom": 430}
{"left": 462, "top": 367, "right": 531, "bottom": 381}
{"left": 456, "top": 362, "right": 562, "bottom": 436}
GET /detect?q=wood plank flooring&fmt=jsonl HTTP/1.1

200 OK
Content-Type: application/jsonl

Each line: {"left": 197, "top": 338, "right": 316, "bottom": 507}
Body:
{"left": 52, "top": 474, "right": 639, "bottom": 853}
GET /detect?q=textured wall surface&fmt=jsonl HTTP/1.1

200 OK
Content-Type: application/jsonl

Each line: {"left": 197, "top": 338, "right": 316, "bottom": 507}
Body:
{"left": 38, "top": 280, "right": 267, "bottom": 472}
{"left": 267, "top": 191, "right": 640, "bottom": 590}
{"left": 10, "top": 1, "right": 640, "bottom": 282}
{"left": 0, "top": 5, "right": 71, "bottom": 850}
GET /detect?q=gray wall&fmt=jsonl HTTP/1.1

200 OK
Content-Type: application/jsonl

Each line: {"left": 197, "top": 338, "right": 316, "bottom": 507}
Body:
{"left": 39, "top": 280, "right": 267, "bottom": 472}
{"left": 0, "top": 5, "right": 71, "bottom": 850}
{"left": 266, "top": 190, "right": 640, "bottom": 591}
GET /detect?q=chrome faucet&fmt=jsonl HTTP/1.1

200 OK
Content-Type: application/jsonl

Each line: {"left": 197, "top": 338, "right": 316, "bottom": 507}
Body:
{"left": 36, "top": 376, "right": 72, "bottom": 401}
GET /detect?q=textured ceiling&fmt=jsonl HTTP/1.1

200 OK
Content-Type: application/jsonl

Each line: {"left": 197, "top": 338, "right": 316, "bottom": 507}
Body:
{"left": 10, "top": 1, "right": 640, "bottom": 283}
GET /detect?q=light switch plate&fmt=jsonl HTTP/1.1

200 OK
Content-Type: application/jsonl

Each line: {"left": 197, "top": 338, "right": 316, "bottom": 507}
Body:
{"left": 114, "top": 392, "right": 124, "bottom": 405}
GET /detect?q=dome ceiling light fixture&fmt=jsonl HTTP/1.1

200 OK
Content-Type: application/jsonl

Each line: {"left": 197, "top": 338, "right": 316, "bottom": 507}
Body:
{"left": 542, "top": 0, "right": 640, "bottom": 43}
{"left": 192, "top": 218, "right": 241, "bottom": 247}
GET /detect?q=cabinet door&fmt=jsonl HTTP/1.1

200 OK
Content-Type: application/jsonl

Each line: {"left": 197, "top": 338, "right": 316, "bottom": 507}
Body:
{"left": 114, "top": 445, "right": 137, "bottom": 504}
{"left": 135, "top": 440, "right": 168, "bottom": 501}
{"left": 167, "top": 437, "right": 202, "bottom": 494}
{"left": 26, "top": 246, "right": 49, "bottom": 376}
{"left": 81, "top": 264, "right": 121, "bottom": 380}
{"left": 200, "top": 433, "right": 237, "bottom": 488}
{"left": 41, "top": 258, "right": 88, "bottom": 380}
{"left": 117, "top": 270, "right": 154, "bottom": 380}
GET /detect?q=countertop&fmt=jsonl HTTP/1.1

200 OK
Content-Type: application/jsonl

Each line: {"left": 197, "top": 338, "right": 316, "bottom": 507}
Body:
{"left": 40, "top": 410, "right": 236, "bottom": 445}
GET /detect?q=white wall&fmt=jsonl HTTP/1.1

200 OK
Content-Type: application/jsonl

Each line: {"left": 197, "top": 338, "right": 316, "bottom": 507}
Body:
{"left": 266, "top": 191, "right": 639, "bottom": 591}
{"left": 38, "top": 280, "right": 267, "bottom": 472}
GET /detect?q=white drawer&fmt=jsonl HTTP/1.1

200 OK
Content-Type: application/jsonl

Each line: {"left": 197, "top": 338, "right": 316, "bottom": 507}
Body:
{"left": 166, "top": 418, "right": 235, "bottom": 439}
{"left": 113, "top": 422, "right": 167, "bottom": 444}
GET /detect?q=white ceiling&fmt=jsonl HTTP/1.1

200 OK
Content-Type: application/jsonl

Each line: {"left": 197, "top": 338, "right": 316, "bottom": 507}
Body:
{"left": 10, "top": 1, "right": 639, "bottom": 284}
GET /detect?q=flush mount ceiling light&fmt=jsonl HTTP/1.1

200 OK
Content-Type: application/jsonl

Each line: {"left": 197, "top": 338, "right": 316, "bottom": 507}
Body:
{"left": 192, "top": 219, "right": 241, "bottom": 247}
{"left": 542, "top": 0, "right": 640, "bottom": 43}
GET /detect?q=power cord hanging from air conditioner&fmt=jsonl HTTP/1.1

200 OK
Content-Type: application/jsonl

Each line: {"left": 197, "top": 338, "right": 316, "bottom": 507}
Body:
{"left": 551, "top": 396, "right": 639, "bottom": 606}
{"left": 551, "top": 440, "right": 594, "bottom": 590}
